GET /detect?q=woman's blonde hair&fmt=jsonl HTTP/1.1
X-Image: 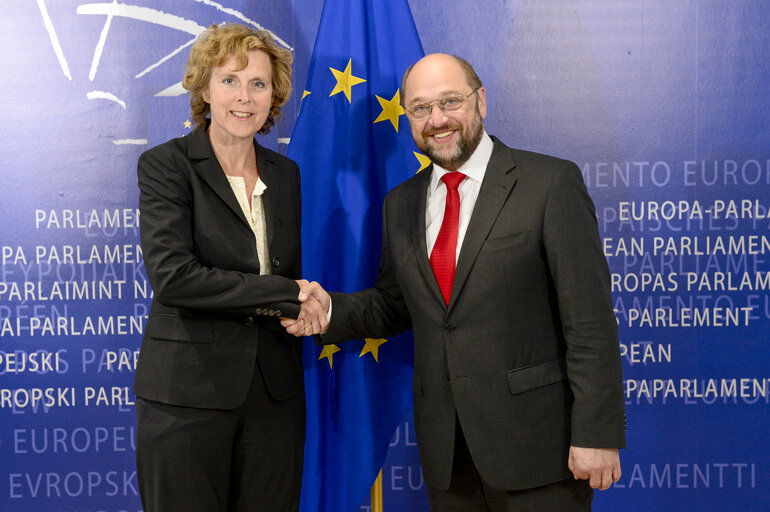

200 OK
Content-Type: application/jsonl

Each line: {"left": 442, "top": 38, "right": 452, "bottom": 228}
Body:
{"left": 182, "top": 23, "right": 293, "bottom": 134}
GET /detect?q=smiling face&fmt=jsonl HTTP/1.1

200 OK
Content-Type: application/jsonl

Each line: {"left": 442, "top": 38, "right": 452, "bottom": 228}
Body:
{"left": 403, "top": 54, "right": 487, "bottom": 171}
{"left": 203, "top": 50, "right": 273, "bottom": 145}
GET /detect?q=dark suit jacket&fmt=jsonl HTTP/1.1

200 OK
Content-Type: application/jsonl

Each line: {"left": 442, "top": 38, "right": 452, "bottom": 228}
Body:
{"left": 322, "top": 138, "right": 625, "bottom": 491}
{"left": 134, "top": 126, "right": 303, "bottom": 410}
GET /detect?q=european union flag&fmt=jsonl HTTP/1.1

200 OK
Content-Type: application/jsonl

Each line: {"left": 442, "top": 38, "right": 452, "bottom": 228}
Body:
{"left": 287, "top": 0, "right": 424, "bottom": 510}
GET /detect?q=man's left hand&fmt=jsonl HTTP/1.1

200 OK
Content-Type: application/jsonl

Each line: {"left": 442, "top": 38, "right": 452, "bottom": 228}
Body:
{"left": 568, "top": 446, "right": 621, "bottom": 490}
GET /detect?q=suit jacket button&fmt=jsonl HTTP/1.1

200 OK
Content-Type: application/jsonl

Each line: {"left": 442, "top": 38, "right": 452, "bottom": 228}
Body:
{"left": 255, "top": 308, "right": 263, "bottom": 315}
{"left": 275, "top": 310, "right": 283, "bottom": 317}
{"left": 444, "top": 323, "right": 454, "bottom": 334}
{"left": 272, "top": 257, "right": 280, "bottom": 268}
{"left": 244, "top": 316, "right": 254, "bottom": 326}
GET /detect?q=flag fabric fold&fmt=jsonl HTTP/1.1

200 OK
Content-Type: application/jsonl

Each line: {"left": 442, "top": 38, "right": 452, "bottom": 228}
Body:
{"left": 288, "top": 0, "right": 424, "bottom": 510}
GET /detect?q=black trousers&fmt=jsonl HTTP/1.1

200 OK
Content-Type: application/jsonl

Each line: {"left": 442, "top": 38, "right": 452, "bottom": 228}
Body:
{"left": 135, "top": 360, "right": 305, "bottom": 512}
{"left": 427, "top": 419, "right": 592, "bottom": 512}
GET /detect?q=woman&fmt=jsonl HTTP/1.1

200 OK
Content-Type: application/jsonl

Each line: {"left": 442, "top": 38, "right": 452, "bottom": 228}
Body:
{"left": 134, "top": 24, "right": 305, "bottom": 511}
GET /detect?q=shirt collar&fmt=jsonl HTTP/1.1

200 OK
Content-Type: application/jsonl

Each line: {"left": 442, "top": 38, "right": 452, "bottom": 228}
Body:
{"left": 429, "top": 130, "right": 493, "bottom": 193}
{"left": 225, "top": 174, "right": 268, "bottom": 196}
{"left": 253, "top": 175, "right": 267, "bottom": 196}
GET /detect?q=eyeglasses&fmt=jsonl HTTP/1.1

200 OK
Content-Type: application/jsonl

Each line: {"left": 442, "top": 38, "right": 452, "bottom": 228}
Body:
{"left": 406, "top": 88, "right": 479, "bottom": 120}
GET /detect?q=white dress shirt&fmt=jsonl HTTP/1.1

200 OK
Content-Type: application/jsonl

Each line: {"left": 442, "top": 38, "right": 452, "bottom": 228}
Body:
{"left": 426, "top": 131, "right": 494, "bottom": 260}
{"left": 226, "top": 175, "right": 271, "bottom": 275}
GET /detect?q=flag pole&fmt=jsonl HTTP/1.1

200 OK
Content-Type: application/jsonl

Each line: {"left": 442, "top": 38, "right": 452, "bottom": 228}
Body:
{"left": 371, "top": 469, "right": 384, "bottom": 512}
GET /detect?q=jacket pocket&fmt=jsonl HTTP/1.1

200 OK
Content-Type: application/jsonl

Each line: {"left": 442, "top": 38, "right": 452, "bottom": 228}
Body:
{"left": 481, "top": 231, "right": 528, "bottom": 252}
{"left": 146, "top": 314, "right": 214, "bottom": 344}
{"left": 506, "top": 358, "right": 567, "bottom": 395}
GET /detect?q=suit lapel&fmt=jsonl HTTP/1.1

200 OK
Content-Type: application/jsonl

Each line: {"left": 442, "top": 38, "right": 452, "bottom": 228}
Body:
{"left": 187, "top": 127, "right": 251, "bottom": 230}
{"left": 407, "top": 166, "right": 447, "bottom": 305}
{"left": 255, "top": 142, "right": 281, "bottom": 250}
{"left": 449, "top": 139, "right": 518, "bottom": 310}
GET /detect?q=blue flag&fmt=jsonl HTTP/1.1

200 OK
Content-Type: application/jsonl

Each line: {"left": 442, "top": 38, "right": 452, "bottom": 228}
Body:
{"left": 287, "top": 0, "right": 424, "bottom": 510}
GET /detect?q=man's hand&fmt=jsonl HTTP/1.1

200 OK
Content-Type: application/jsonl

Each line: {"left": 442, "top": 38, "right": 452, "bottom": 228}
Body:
{"left": 568, "top": 446, "right": 621, "bottom": 490}
{"left": 280, "top": 280, "right": 330, "bottom": 336}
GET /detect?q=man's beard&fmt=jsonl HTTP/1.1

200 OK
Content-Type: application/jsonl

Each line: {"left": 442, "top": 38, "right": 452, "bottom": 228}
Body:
{"left": 419, "top": 108, "right": 484, "bottom": 171}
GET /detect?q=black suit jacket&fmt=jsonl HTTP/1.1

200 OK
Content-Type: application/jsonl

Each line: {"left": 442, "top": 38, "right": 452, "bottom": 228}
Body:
{"left": 322, "top": 138, "right": 625, "bottom": 491}
{"left": 134, "top": 127, "right": 303, "bottom": 410}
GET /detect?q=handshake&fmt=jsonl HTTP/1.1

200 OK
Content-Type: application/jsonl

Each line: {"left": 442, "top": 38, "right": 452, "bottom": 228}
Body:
{"left": 280, "top": 280, "right": 331, "bottom": 336}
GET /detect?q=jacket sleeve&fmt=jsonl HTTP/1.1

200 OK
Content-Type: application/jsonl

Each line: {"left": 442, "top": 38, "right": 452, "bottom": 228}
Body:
{"left": 320, "top": 195, "right": 412, "bottom": 343}
{"left": 137, "top": 145, "right": 301, "bottom": 314}
{"left": 543, "top": 160, "right": 626, "bottom": 449}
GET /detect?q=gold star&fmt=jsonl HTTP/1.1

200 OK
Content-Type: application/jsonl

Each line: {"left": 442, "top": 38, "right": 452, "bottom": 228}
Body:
{"left": 319, "top": 344, "right": 341, "bottom": 369}
{"left": 298, "top": 90, "right": 311, "bottom": 114}
{"left": 414, "top": 151, "right": 432, "bottom": 173}
{"left": 360, "top": 338, "right": 388, "bottom": 363}
{"left": 373, "top": 89, "right": 405, "bottom": 132}
{"left": 329, "top": 59, "right": 366, "bottom": 103}
{"left": 183, "top": 119, "right": 192, "bottom": 129}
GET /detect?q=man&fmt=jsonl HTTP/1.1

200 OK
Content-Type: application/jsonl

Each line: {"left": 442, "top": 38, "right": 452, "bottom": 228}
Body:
{"left": 287, "top": 53, "right": 625, "bottom": 511}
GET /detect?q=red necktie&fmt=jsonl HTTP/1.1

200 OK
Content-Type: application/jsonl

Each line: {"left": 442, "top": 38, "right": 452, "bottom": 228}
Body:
{"left": 430, "top": 172, "right": 467, "bottom": 305}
